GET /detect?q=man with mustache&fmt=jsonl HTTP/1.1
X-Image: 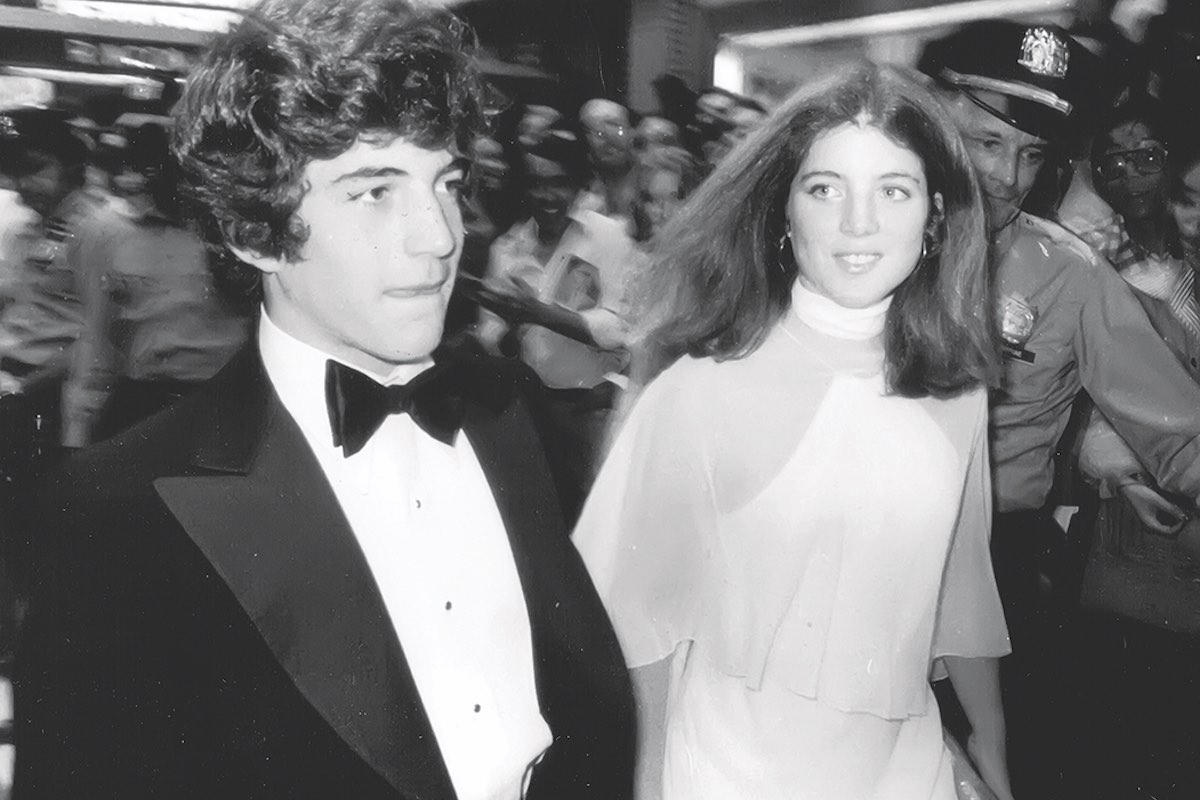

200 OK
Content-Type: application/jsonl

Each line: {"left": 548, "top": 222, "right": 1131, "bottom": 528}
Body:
{"left": 923, "top": 20, "right": 1200, "bottom": 795}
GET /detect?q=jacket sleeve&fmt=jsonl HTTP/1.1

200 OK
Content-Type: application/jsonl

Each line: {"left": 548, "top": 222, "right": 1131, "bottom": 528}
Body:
{"left": 1075, "top": 259, "right": 1200, "bottom": 507}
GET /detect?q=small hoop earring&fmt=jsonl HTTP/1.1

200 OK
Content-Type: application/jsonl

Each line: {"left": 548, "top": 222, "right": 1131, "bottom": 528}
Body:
{"left": 921, "top": 233, "right": 941, "bottom": 264}
{"left": 777, "top": 231, "right": 791, "bottom": 273}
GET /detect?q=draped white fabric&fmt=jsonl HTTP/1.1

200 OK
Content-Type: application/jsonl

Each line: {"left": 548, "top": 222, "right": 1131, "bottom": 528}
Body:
{"left": 574, "top": 281, "right": 1010, "bottom": 799}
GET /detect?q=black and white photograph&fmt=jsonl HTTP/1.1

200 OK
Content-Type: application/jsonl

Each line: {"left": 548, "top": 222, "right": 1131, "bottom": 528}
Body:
{"left": 0, "top": 0, "right": 1197, "bottom": 798}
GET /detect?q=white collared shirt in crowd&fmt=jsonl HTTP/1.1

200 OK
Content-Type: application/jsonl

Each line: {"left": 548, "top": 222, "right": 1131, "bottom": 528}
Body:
{"left": 258, "top": 310, "right": 551, "bottom": 800}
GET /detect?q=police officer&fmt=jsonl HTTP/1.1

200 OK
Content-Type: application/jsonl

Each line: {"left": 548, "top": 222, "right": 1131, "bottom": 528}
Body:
{"left": 0, "top": 111, "right": 97, "bottom": 492}
{"left": 922, "top": 20, "right": 1200, "bottom": 795}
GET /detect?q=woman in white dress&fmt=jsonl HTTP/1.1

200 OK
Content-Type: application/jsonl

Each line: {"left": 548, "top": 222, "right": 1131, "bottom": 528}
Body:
{"left": 573, "top": 63, "right": 1014, "bottom": 800}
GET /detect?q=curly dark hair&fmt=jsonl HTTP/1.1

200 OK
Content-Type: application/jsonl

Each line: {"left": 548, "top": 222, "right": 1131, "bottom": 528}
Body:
{"left": 173, "top": 0, "right": 486, "bottom": 301}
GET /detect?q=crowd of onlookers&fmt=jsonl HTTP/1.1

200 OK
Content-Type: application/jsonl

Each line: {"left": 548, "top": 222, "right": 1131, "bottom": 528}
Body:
{"left": 0, "top": 78, "right": 772, "bottom": 689}
{"left": 0, "top": 82, "right": 769, "bottom": 501}
{"left": 4, "top": 2, "right": 1200, "bottom": 795}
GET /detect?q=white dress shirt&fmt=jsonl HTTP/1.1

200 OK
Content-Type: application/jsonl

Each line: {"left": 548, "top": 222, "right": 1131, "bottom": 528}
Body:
{"left": 258, "top": 311, "right": 551, "bottom": 800}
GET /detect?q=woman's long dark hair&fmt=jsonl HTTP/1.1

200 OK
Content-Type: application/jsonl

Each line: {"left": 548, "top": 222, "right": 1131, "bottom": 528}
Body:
{"left": 634, "top": 61, "right": 1000, "bottom": 398}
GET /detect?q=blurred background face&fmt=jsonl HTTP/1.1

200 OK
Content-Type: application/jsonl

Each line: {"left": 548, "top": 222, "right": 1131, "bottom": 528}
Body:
{"left": 1095, "top": 120, "right": 1169, "bottom": 223}
{"left": 635, "top": 116, "right": 680, "bottom": 164}
{"left": 517, "top": 105, "right": 562, "bottom": 150}
{"left": 111, "top": 165, "right": 149, "bottom": 197}
{"left": 1171, "top": 159, "right": 1200, "bottom": 248}
{"left": 639, "top": 167, "right": 682, "bottom": 238}
{"left": 15, "top": 153, "right": 70, "bottom": 217}
{"left": 580, "top": 99, "right": 632, "bottom": 172}
{"left": 470, "top": 135, "right": 508, "bottom": 194}
{"left": 728, "top": 105, "right": 766, "bottom": 145}
{"left": 695, "top": 91, "right": 735, "bottom": 136}
{"left": 524, "top": 153, "right": 577, "bottom": 232}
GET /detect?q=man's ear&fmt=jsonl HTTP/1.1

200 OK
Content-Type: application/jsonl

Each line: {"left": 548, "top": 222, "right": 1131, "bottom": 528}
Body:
{"left": 227, "top": 244, "right": 287, "bottom": 275}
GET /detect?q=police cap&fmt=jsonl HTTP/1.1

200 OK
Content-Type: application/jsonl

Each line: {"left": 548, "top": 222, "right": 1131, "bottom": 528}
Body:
{"left": 919, "top": 20, "right": 1099, "bottom": 141}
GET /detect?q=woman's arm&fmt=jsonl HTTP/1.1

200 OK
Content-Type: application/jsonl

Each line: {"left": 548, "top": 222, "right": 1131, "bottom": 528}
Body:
{"left": 630, "top": 658, "right": 672, "bottom": 800}
{"left": 944, "top": 655, "right": 1014, "bottom": 800}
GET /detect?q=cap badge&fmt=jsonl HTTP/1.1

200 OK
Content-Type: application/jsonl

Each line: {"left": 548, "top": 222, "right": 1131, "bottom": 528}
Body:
{"left": 1017, "top": 27, "right": 1069, "bottom": 79}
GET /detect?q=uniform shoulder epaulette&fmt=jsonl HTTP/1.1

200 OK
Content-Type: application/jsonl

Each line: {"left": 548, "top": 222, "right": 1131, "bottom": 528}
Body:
{"left": 1020, "top": 212, "right": 1103, "bottom": 268}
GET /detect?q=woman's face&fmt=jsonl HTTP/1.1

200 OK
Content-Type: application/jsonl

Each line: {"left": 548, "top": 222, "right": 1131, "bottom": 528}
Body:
{"left": 1172, "top": 159, "right": 1200, "bottom": 248}
{"left": 1095, "top": 120, "right": 1169, "bottom": 223}
{"left": 786, "top": 123, "right": 930, "bottom": 309}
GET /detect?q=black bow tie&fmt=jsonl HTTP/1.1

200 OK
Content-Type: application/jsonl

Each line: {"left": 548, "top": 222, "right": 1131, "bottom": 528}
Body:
{"left": 324, "top": 360, "right": 464, "bottom": 457}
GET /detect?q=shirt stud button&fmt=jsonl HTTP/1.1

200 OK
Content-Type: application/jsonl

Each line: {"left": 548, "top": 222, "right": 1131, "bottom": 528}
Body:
{"left": 474, "top": 704, "right": 481, "bottom": 713}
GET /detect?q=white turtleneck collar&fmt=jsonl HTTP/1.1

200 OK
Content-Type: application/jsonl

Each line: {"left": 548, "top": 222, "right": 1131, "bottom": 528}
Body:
{"left": 790, "top": 279, "right": 891, "bottom": 340}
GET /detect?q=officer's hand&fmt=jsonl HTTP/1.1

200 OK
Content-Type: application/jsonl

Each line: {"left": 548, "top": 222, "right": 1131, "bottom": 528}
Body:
{"left": 1119, "top": 483, "right": 1189, "bottom": 536}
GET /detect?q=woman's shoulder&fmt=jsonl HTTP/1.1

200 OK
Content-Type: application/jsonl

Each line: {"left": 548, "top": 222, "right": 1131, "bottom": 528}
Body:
{"left": 634, "top": 354, "right": 727, "bottom": 420}
{"left": 643, "top": 349, "right": 784, "bottom": 411}
{"left": 915, "top": 384, "right": 989, "bottom": 450}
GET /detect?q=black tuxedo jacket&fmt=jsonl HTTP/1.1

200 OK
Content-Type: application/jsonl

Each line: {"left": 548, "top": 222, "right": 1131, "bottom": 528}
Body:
{"left": 14, "top": 345, "right": 634, "bottom": 799}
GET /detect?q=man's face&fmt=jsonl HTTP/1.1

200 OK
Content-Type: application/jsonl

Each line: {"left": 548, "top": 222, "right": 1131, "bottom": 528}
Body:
{"left": 581, "top": 99, "right": 631, "bottom": 172}
{"left": 253, "top": 135, "right": 465, "bottom": 374}
{"left": 1095, "top": 120, "right": 1169, "bottom": 223}
{"left": 943, "top": 90, "right": 1048, "bottom": 233}
{"left": 525, "top": 154, "right": 577, "bottom": 233}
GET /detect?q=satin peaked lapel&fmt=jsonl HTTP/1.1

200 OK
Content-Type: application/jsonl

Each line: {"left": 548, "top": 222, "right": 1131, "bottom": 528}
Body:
{"left": 152, "top": 350, "right": 453, "bottom": 800}
{"left": 458, "top": 387, "right": 576, "bottom": 722}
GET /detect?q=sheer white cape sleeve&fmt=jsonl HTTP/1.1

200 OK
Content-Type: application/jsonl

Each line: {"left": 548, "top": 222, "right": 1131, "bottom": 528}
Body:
{"left": 573, "top": 357, "right": 719, "bottom": 668}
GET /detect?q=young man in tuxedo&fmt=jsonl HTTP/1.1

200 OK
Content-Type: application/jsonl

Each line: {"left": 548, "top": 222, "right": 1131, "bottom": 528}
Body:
{"left": 13, "top": 1, "right": 634, "bottom": 797}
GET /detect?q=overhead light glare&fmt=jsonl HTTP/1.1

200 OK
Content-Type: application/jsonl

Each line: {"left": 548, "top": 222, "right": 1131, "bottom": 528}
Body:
{"left": 726, "top": 0, "right": 1074, "bottom": 48}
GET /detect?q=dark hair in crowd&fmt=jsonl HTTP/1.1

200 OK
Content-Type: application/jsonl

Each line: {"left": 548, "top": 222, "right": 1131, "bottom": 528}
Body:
{"left": 522, "top": 125, "right": 591, "bottom": 189}
{"left": 0, "top": 110, "right": 89, "bottom": 191}
{"left": 1092, "top": 93, "right": 1170, "bottom": 163}
{"left": 123, "top": 124, "right": 185, "bottom": 223}
{"left": 637, "top": 61, "right": 1000, "bottom": 398}
{"left": 173, "top": 0, "right": 486, "bottom": 300}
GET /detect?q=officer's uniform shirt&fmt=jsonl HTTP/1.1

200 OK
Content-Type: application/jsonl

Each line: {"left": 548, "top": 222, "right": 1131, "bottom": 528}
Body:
{"left": 990, "top": 211, "right": 1200, "bottom": 512}
{"left": 0, "top": 190, "right": 101, "bottom": 371}
{"left": 59, "top": 200, "right": 252, "bottom": 446}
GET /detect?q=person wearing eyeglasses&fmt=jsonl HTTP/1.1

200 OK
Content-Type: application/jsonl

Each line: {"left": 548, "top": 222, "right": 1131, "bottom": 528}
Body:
{"left": 1059, "top": 98, "right": 1200, "bottom": 800}
{"left": 1057, "top": 97, "right": 1200, "bottom": 538}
